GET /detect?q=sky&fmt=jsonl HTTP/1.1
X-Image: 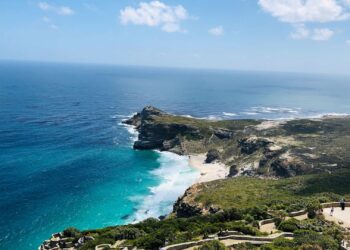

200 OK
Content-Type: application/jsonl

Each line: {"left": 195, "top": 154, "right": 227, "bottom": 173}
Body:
{"left": 1, "top": 0, "right": 350, "bottom": 75}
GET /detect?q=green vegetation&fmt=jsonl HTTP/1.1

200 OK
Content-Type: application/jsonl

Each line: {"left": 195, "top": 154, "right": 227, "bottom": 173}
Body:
{"left": 196, "top": 240, "right": 227, "bottom": 250}
{"left": 50, "top": 111, "right": 350, "bottom": 250}
{"left": 64, "top": 208, "right": 268, "bottom": 250}
{"left": 192, "top": 172, "right": 350, "bottom": 212}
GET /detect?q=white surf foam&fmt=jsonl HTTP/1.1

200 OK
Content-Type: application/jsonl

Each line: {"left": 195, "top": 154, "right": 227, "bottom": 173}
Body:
{"left": 223, "top": 112, "right": 238, "bottom": 117}
{"left": 130, "top": 151, "right": 199, "bottom": 222}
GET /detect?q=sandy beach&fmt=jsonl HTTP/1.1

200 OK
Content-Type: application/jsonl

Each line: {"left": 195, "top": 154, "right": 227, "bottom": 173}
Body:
{"left": 188, "top": 154, "right": 229, "bottom": 183}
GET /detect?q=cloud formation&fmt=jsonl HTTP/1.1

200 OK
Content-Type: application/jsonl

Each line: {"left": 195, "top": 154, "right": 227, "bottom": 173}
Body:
{"left": 120, "top": 1, "right": 188, "bottom": 32}
{"left": 290, "top": 25, "right": 334, "bottom": 41}
{"left": 312, "top": 28, "right": 334, "bottom": 40}
{"left": 209, "top": 26, "right": 224, "bottom": 36}
{"left": 258, "top": 0, "right": 348, "bottom": 41}
{"left": 42, "top": 16, "right": 58, "bottom": 29}
{"left": 38, "top": 2, "right": 74, "bottom": 16}
{"left": 258, "top": 0, "right": 349, "bottom": 23}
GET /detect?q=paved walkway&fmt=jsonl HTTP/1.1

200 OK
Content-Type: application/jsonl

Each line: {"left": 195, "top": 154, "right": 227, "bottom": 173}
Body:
{"left": 323, "top": 207, "right": 350, "bottom": 228}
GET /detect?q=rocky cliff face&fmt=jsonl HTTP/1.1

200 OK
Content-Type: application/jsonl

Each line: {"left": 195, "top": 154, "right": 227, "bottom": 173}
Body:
{"left": 124, "top": 107, "right": 350, "bottom": 180}
{"left": 124, "top": 106, "right": 202, "bottom": 154}
{"left": 124, "top": 107, "right": 350, "bottom": 217}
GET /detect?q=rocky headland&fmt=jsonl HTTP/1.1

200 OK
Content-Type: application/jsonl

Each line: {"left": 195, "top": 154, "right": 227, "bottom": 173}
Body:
{"left": 40, "top": 106, "right": 350, "bottom": 250}
{"left": 123, "top": 106, "right": 350, "bottom": 217}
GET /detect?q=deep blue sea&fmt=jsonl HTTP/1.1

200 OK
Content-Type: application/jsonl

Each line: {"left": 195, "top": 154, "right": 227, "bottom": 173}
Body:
{"left": 0, "top": 61, "right": 350, "bottom": 250}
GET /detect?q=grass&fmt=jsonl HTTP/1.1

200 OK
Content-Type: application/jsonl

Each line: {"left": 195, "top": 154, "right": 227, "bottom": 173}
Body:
{"left": 194, "top": 171, "right": 350, "bottom": 212}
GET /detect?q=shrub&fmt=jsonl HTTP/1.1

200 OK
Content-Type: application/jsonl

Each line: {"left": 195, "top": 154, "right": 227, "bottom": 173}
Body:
{"left": 294, "top": 230, "right": 338, "bottom": 250}
{"left": 306, "top": 201, "right": 321, "bottom": 219}
{"left": 198, "top": 240, "right": 227, "bottom": 250}
{"left": 63, "top": 227, "right": 81, "bottom": 238}
{"left": 278, "top": 219, "right": 299, "bottom": 233}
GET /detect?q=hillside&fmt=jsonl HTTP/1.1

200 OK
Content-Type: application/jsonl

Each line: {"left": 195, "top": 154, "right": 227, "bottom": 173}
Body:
{"left": 39, "top": 106, "right": 350, "bottom": 250}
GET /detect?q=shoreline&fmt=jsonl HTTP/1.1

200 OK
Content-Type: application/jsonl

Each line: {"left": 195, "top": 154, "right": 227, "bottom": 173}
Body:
{"left": 188, "top": 154, "right": 229, "bottom": 183}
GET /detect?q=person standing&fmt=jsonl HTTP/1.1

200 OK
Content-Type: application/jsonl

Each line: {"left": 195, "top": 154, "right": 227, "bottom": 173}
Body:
{"left": 340, "top": 198, "right": 346, "bottom": 211}
{"left": 330, "top": 206, "right": 334, "bottom": 216}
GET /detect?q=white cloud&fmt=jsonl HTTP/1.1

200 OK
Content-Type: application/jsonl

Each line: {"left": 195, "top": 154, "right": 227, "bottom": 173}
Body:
{"left": 120, "top": 1, "right": 189, "bottom": 32}
{"left": 209, "top": 26, "right": 224, "bottom": 36}
{"left": 258, "top": 0, "right": 346, "bottom": 41}
{"left": 42, "top": 16, "right": 58, "bottom": 30}
{"left": 38, "top": 2, "right": 74, "bottom": 16}
{"left": 346, "top": 39, "right": 350, "bottom": 44}
{"left": 258, "top": 0, "right": 349, "bottom": 23}
{"left": 290, "top": 25, "right": 335, "bottom": 41}
{"left": 290, "top": 24, "right": 309, "bottom": 39}
{"left": 312, "top": 28, "right": 334, "bottom": 40}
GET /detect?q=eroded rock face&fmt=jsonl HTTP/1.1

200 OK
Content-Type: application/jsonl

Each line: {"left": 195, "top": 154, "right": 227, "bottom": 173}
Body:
{"left": 213, "top": 128, "right": 233, "bottom": 139}
{"left": 228, "top": 165, "right": 238, "bottom": 177}
{"left": 239, "top": 137, "right": 273, "bottom": 155}
{"left": 173, "top": 185, "right": 204, "bottom": 217}
{"left": 205, "top": 149, "right": 220, "bottom": 163}
{"left": 123, "top": 106, "right": 202, "bottom": 153}
{"left": 123, "top": 112, "right": 141, "bottom": 128}
{"left": 270, "top": 157, "right": 308, "bottom": 177}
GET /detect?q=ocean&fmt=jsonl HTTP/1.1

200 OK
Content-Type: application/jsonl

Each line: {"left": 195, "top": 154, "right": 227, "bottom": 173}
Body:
{"left": 0, "top": 61, "right": 349, "bottom": 250}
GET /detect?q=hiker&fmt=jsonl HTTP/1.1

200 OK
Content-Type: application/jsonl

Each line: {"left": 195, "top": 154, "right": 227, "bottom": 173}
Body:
{"left": 330, "top": 207, "right": 334, "bottom": 216}
{"left": 340, "top": 198, "right": 346, "bottom": 211}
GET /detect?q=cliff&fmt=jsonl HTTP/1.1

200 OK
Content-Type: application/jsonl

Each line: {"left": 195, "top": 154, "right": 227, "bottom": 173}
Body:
{"left": 40, "top": 107, "right": 350, "bottom": 250}
{"left": 124, "top": 106, "right": 350, "bottom": 179}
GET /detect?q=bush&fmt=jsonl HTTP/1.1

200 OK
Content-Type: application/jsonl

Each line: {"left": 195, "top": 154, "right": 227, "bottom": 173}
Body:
{"left": 135, "top": 235, "right": 164, "bottom": 250}
{"left": 294, "top": 230, "right": 338, "bottom": 250}
{"left": 278, "top": 219, "right": 299, "bottom": 233}
{"left": 63, "top": 227, "right": 81, "bottom": 238}
{"left": 306, "top": 201, "right": 321, "bottom": 219}
{"left": 198, "top": 240, "right": 227, "bottom": 250}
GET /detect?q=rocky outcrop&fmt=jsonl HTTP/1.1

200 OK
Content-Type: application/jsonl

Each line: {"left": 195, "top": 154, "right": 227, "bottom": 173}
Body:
{"left": 213, "top": 128, "right": 233, "bottom": 139}
{"left": 173, "top": 185, "right": 204, "bottom": 217}
{"left": 123, "top": 112, "right": 141, "bottom": 128}
{"left": 205, "top": 149, "right": 220, "bottom": 163}
{"left": 239, "top": 137, "right": 273, "bottom": 155}
{"left": 270, "top": 157, "right": 308, "bottom": 177}
{"left": 228, "top": 165, "right": 238, "bottom": 177}
{"left": 125, "top": 107, "right": 350, "bottom": 180}
{"left": 123, "top": 106, "right": 203, "bottom": 153}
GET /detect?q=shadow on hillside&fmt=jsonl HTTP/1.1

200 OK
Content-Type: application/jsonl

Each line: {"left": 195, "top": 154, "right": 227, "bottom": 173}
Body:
{"left": 296, "top": 170, "right": 350, "bottom": 196}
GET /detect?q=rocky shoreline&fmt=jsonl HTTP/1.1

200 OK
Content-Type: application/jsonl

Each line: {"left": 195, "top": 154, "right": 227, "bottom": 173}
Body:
{"left": 39, "top": 106, "right": 350, "bottom": 250}
{"left": 123, "top": 106, "right": 350, "bottom": 217}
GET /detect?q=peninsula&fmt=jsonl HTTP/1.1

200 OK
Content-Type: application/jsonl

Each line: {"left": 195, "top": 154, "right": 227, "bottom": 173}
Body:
{"left": 39, "top": 106, "right": 350, "bottom": 250}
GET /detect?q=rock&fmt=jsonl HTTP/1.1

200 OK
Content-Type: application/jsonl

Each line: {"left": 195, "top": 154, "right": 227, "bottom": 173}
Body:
{"left": 134, "top": 140, "right": 163, "bottom": 150}
{"left": 270, "top": 158, "right": 308, "bottom": 177}
{"left": 213, "top": 128, "right": 233, "bottom": 139}
{"left": 123, "top": 112, "right": 141, "bottom": 128}
{"left": 140, "top": 105, "right": 166, "bottom": 120}
{"left": 239, "top": 137, "right": 273, "bottom": 155}
{"left": 228, "top": 165, "right": 238, "bottom": 177}
{"left": 158, "top": 215, "right": 166, "bottom": 221}
{"left": 132, "top": 106, "right": 203, "bottom": 152}
{"left": 173, "top": 201, "right": 203, "bottom": 217}
{"left": 205, "top": 149, "right": 220, "bottom": 163}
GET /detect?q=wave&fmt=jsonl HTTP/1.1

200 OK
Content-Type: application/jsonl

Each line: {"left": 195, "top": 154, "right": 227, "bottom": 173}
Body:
{"left": 129, "top": 151, "right": 199, "bottom": 222}
{"left": 118, "top": 121, "right": 139, "bottom": 143}
{"left": 110, "top": 113, "right": 138, "bottom": 119}
{"left": 223, "top": 112, "right": 238, "bottom": 117}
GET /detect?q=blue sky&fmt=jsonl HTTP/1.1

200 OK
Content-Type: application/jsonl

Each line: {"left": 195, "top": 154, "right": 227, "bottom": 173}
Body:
{"left": 1, "top": 0, "right": 350, "bottom": 74}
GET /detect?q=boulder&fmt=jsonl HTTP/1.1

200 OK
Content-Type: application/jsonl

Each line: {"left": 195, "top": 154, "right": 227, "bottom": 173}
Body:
{"left": 270, "top": 158, "right": 308, "bottom": 177}
{"left": 122, "top": 112, "right": 141, "bottom": 128}
{"left": 205, "top": 149, "right": 220, "bottom": 163}
{"left": 228, "top": 165, "right": 238, "bottom": 177}
{"left": 213, "top": 128, "right": 233, "bottom": 139}
{"left": 239, "top": 137, "right": 273, "bottom": 155}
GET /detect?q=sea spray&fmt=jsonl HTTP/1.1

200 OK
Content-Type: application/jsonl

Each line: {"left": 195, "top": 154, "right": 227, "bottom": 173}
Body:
{"left": 119, "top": 117, "right": 199, "bottom": 222}
{"left": 130, "top": 152, "right": 199, "bottom": 222}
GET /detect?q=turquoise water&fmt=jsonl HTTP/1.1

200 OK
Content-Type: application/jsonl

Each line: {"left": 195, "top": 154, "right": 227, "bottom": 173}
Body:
{"left": 0, "top": 61, "right": 350, "bottom": 249}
